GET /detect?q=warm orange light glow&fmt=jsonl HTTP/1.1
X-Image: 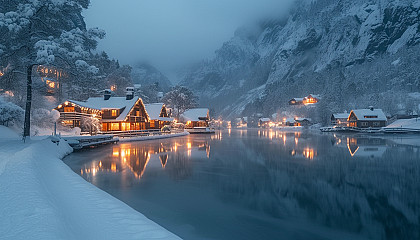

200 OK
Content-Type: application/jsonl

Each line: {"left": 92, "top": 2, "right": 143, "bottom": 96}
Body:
{"left": 48, "top": 81, "right": 55, "bottom": 88}
{"left": 187, "top": 142, "right": 192, "bottom": 149}
{"left": 113, "top": 150, "right": 119, "bottom": 157}
{"left": 111, "top": 163, "right": 117, "bottom": 172}
{"left": 303, "top": 148, "right": 316, "bottom": 160}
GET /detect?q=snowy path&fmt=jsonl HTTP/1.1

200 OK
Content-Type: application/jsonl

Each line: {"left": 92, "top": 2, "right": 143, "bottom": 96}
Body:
{"left": 0, "top": 138, "right": 180, "bottom": 240}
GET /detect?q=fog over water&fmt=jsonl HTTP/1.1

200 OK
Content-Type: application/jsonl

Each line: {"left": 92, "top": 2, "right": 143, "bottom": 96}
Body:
{"left": 84, "top": 0, "right": 293, "bottom": 81}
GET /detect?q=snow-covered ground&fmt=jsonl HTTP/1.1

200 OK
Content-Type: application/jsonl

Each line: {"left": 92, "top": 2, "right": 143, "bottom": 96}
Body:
{"left": 384, "top": 117, "right": 420, "bottom": 130}
{"left": 0, "top": 127, "right": 180, "bottom": 240}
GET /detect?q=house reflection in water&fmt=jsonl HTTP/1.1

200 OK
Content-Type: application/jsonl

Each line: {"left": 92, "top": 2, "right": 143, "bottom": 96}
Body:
{"left": 257, "top": 129, "right": 318, "bottom": 160}
{"left": 346, "top": 137, "right": 387, "bottom": 158}
{"left": 80, "top": 137, "right": 211, "bottom": 180}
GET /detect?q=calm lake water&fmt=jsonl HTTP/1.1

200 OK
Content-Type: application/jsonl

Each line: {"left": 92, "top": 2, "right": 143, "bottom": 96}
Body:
{"left": 63, "top": 129, "right": 420, "bottom": 240}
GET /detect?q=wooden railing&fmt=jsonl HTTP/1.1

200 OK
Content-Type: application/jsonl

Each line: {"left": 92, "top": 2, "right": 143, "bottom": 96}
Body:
{"left": 59, "top": 112, "right": 95, "bottom": 121}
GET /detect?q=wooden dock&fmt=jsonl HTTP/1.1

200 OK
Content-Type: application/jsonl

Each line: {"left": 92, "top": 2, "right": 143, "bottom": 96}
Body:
{"left": 62, "top": 135, "right": 119, "bottom": 150}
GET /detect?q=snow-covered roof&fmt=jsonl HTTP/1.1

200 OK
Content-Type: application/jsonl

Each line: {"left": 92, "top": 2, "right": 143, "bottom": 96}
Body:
{"left": 295, "top": 117, "right": 311, "bottom": 122}
{"left": 307, "top": 94, "right": 322, "bottom": 99}
{"left": 70, "top": 97, "right": 138, "bottom": 110}
{"left": 350, "top": 109, "right": 387, "bottom": 121}
{"left": 69, "top": 97, "right": 141, "bottom": 121}
{"left": 291, "top": 98, "right": 304, "bottom": 101}
{"left": 181, "top": 108, "right": 209, "bottom": 122}
{"left": 144, "top": 103, "right": 164, "bottom": 120}
{"left": 285, "top": 118, "right": 295, "bottom": 123}
{"left": 260, "top": 118, "right": 271, "bottom": 122}
{"left": 332, "top": 113, "right": 349, "bottom": 119}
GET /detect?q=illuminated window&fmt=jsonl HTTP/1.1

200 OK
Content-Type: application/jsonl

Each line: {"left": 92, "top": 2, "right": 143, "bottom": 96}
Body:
{"left": 64, "top": 107, "right": 74, "bottom": 112}
{"left": 121, "top": 122, "right": 130, "bottom": 131}
{"left": 111, "top": 110, "right": 117, "bottom": 117}
{"left": 111, "top": 123, "right": 120, "bottom": 131}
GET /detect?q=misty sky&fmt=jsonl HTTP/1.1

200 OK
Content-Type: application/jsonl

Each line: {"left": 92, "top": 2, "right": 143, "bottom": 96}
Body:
{"left": 84, "top": 0, "right": 292, "bottom": 80}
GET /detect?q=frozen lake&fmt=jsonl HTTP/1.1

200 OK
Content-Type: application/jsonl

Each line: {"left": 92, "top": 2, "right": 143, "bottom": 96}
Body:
{"left": 63, "top": 129, "right": 420, "bottom": 240}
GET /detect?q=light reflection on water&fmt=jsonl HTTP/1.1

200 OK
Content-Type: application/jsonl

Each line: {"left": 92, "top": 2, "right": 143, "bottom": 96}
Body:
{"left": 63, "top": 129, "right": 420, "bottom": 240}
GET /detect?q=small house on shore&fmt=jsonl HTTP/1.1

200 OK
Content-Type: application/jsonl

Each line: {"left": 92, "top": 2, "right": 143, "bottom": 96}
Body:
{"left": 289, "top": 94, "right": 321, "bottom": 106}
{"left": 289, "top": 98, "right": 304, "bottom": 105}
{"left": 180, "top": 108, "right": 209, "bottom": 128}
{"left": 55, "top": 88, "right": 150, "bottom": 132}
{"left": 144, "top": 103, "right": 173, "bottom": 129}
{"left": 348, "top": 107, "right": 387, "bottom": 128}
{"left": 295, "top": 117, "right": 312, "bottom": 126}
{"left": 331, "top": 112, "right": 349, "bottom": 126}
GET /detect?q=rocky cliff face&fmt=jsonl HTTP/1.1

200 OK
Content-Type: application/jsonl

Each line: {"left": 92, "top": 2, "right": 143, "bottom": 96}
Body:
{"left": 181, "top": 0, "right": 420, "bottom": 119}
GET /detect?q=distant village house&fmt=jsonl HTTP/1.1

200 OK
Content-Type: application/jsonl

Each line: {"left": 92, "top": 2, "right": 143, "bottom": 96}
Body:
{"left": 331, "top": 112, "right": 349, "bottom": 126}
{"left": 288, "top": 94, "right": 321, "bottom": 105}
{"left": 180, "top": 108, "right": 210, "bottom": 128}
{"left": 348, "top": 107, "right": 387, "bottom": 128}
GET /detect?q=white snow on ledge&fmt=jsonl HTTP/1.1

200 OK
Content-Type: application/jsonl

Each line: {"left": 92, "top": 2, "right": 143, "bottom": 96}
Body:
{"left": 0, "top": 137, "right": 180, "bottom": 240}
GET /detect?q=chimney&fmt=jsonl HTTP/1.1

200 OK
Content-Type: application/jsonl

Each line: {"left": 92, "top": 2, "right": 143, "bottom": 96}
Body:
{"left": 126, "top": 87, "right": 134, "bottom": 100}
{"left": 104, "top": 89, "right": 112, "bottom": 100}
{"left": 369, "top": 106, "right": 374, "bottom": 111}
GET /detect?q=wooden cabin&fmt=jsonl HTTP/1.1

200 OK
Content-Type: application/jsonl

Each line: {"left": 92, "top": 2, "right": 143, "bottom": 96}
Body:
{"left": 289, "top": 98, "right": 304, "bottom": 105}
{"left": 348, "top": 108, "right": 387, "bottom": 128}
{"left": 303, "top": 94, "right": 320, "bottom": 105}
{"left": 180, "top": 108, "right": 209, "bottom": 128}
{"left": 289, "top": 94, "right": 321, "bottom": 105}
{"left": 55, "top": 89, "right": 150, "bottom": 132}
{"left": 331, "top": 112, "right": 349, "bottom": 126}
{"left": 144, "top": 103, "right": 173, "bottom": 129}
{"left": 294, "top": 117, "right": 312, "bottom": 126}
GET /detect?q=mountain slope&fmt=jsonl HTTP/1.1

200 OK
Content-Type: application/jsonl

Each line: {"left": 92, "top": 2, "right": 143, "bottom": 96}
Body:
{"left": 181, "top": 0, "right": 420, "bottom": 119}
{"left": 131, "top": 63, "right": 172, "bottom": 91}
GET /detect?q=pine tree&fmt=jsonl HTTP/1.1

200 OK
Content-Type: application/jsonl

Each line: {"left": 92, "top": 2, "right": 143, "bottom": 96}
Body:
{"left": 0, "top": 0, "right": 105, "bottom": 139}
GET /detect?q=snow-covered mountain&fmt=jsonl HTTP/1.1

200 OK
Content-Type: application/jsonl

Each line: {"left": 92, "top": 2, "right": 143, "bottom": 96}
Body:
{"left": 181, "top": 0, "right": 420, "bottom": 119}
{"left": 131, "top": 63, "right": 172, "bottom": 91}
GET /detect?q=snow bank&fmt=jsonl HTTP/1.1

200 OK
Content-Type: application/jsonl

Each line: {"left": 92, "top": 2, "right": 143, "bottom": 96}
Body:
{"left": 0, "top": 138, "right": 180, "bottom": 239}
{"left": 384, "top": 118, "right": 420, "bottom": 130}
{"left": 0, "top": 125, "right": 20, "bottom": 140}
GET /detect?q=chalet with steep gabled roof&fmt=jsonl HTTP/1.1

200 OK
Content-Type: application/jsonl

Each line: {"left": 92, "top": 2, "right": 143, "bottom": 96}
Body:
{"left": 55, "top": 88, "right": 150, "bottom": 132}
{"left": 348, "top": 107, "right": 387, "bottom": 128}
{"left": 144, "top": 103, "right": 173, "bottom": 129}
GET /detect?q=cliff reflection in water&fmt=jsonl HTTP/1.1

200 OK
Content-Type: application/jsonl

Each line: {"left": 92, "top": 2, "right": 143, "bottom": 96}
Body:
{"left": 68, "top": 129, "right": 420, "bottom": 240}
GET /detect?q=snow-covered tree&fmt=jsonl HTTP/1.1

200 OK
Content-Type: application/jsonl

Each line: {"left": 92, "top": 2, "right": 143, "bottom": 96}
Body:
{"left": 0, "top": 97, "right": 24, "bottom": 127}
{"left": 0, "top": 0, "right": 105, "bottom": 139}
{"left": 80, "top": 116, "right": 100, "bottom": 134}
{"left": 162, "top": 86, "right": 198, "bottom": 118}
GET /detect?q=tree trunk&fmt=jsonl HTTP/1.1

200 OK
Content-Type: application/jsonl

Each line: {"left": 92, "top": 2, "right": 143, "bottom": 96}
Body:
{"left": 23, "top": 65, "right": 34, "bottom": 140}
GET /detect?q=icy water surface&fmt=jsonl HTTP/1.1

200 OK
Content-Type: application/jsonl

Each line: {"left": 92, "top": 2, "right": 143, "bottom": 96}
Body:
{"left": 63, "top": 129, "right": 420, "bottom": 240}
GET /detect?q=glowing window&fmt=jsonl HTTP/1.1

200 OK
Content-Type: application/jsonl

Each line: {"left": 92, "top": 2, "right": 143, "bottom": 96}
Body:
{"left": 111, "top": 110, "right": 117, "bottom": 117}
{"left": 111, "top": 123, "right": 120, "bottom": 131}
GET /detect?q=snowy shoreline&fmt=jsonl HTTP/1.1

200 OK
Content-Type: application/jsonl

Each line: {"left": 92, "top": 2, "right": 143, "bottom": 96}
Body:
{"left": 119, "top": 131, "right": 189, "bottom": 142}
{"left": 0, "top": 134, "right": 181, "bottom": 239}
